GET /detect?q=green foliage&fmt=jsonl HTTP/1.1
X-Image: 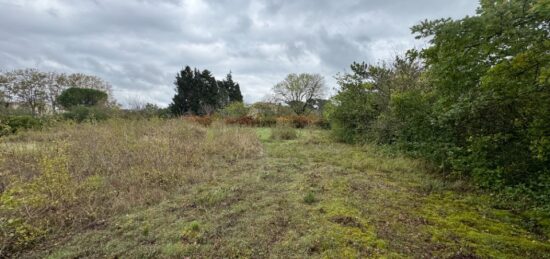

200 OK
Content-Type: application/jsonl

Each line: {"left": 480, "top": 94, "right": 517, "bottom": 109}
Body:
{"left": 122, "top": 103, "right": 172, "bottom": 120}
{"left": 0, "top": 115, "right": 43, "bottom": 136}
{"left": 0, "top": 122, "right": 11, "bottom": 136}
{"left": 169, "top": 66, "right": 243, "bottom": 116}
{"left": 303, "top": 191, "right": 317, "bottom": 204}
{"left": 218, "top": 102, "right": 249, "bottom": 118}
{"left": 62, "top": 106, "right": 111, "bottom": 123}
{"left": 328, "top": 0, "right": 550, "bottom": 206}
{"left": 218, "top": 72, "right": 243, "bottom": 104}
{"left": 326, "top": 56, "right": 422, "bottom": 144}
{"left": 408, "top": 0, "right": 550, "bottom": 190}
{"left": 57, "top": 87, "right": 108, "bottom": 109}
{"left": 0, "top": 149, "right": 75, "bottom": 255}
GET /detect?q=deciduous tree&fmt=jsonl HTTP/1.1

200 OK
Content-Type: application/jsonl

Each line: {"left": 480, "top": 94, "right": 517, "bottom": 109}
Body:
{"left": 272, "top": 73, "right": 326, "bottom": 115}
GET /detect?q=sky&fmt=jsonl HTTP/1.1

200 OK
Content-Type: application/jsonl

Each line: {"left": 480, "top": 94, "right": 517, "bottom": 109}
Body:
{"left": 0, "top": 0, "right": 479, "bottom": 107}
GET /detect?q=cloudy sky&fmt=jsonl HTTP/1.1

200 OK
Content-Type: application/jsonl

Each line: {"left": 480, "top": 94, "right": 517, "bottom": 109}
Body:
{"left": 0, "top": 0, "right": 479, "bottom": 106}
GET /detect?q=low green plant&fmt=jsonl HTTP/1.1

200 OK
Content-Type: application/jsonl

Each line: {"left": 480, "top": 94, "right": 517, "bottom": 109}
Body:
{"left": 303, "top": 192, "right": 317, "bottom": 204}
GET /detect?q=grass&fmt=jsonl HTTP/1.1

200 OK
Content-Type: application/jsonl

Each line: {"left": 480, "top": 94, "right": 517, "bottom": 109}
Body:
{"left": 1, "top": 119, "right": 549, "bottom": 258}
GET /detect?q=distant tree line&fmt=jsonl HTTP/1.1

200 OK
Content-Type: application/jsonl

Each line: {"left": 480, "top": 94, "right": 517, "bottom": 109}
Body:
{"left": 169, "top": 66, "right": 243, "bottom": 115}
{"left": 0, "top": 69, "right": 113, "bottom": 115}
{"left": 326, "top": 0, "right": 549, "bottom": 202}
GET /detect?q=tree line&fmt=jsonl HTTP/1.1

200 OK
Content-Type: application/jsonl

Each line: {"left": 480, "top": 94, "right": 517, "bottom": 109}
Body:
{"left": 326, "top": 0, "right": 549, "bottom": 203}
{"left": 0, "top": 69, "right": 113, "bottom": 115}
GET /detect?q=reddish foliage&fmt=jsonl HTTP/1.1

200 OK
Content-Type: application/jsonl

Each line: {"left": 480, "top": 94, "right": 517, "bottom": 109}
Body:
{"left": 225, "top": 116, "right": 255, "bottom": 126}
{"left": 182, "top": 115, "right": 212, "bottom": 127}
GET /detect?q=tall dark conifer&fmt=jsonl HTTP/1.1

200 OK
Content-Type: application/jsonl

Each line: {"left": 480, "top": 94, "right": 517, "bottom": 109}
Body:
{"left": 169, "top": 67, "right": 242, "bottom": 116}
{"left": 169, "top": 66, "right": 194, "bottom": 115}
{"left": 225, "top": 72, "right": 243, "bottom": 103}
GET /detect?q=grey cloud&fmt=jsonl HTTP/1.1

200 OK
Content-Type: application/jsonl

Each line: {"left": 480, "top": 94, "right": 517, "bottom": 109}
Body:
{"left": 0, "top": 0, "right": 478, "bottom": 106}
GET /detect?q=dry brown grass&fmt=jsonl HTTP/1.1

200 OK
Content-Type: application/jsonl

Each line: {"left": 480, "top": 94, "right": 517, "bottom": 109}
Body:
{"left": 0, "top": 119, "right": 261, "bottom": 256}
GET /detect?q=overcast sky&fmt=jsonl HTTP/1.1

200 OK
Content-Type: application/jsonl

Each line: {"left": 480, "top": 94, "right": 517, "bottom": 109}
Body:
{"left": 0, "top": 0, "right": 479, "bottom": 107}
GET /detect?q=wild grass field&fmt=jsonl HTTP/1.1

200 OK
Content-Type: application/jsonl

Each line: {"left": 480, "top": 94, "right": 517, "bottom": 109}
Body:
{"left": 1, "top": 119, "right": 549, "bottom": 258}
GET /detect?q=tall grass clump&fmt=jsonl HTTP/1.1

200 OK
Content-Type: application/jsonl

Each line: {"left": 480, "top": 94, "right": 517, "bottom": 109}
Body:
{"left": 0, "top": 119, "right": 262, "bottom": 257}
{"left": 270, "top": 123, "right": 298, "bottom": 140}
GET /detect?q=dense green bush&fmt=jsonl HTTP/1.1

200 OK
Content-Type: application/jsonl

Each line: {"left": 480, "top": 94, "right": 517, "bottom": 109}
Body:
{"left": 218, "top": 102, "right": 249, "bottom": 118}
{"left": 0, "top": 115, "right": 43, "bottom": 135}
{"left": 0, "top": 121, "right": 11, "bottom": 136}
{"left": 63, "top": 106, "right": 111, "bottom": 123}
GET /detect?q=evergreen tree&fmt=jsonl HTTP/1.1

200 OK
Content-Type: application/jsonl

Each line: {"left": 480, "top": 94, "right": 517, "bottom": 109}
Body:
{"left": 169, "top": 67, "right": 242, "bottom": 116}
{"left": 224, "top": 72, "right": 243, "bottom": 103}
{"left": 169, "top": 66, "right": 195, "bottom": 115}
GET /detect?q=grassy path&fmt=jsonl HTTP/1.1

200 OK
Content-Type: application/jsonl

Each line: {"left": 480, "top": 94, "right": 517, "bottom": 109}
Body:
{"left": 29, "top": 128, "right": 549, "bottom": 258}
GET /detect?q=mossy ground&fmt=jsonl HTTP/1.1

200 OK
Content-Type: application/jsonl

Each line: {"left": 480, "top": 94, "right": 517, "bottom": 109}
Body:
{"left": 16, "top": 127, "right": 550, "bottom": 258}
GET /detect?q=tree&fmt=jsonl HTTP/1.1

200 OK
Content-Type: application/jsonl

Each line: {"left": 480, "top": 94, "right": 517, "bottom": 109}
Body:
{"left": 272, "top": 73, "right": 326, "bottom": 115}
{"left": 57, "top": 87, "right": 108, "bottom": 109}
{"left": 219, "top": 72, "right": 243, "bottom": 104}
{"left": 0, "top": 73, "right": 7, "bottom": 110}
{"left": 0, "top": 69, "right": 48, "bottom": 115}
{"left": 44, "top": 72, "right": 68, "bottom": 113}
{"left": 0, "top": 69, "right": 114, "bottom": 115}
{"left": 409, "top": 0, "right": 550, "bottom": 187}
{"left": 169, "top": 66, "right": 242, "bottom": 116}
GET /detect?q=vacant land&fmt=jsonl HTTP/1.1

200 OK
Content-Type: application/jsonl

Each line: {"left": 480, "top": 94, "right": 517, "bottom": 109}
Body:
{"left": 1, "top": 120, "right": 549, "bottom": 258}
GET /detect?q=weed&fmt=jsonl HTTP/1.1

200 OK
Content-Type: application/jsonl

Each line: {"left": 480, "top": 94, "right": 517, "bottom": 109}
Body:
{"left": 303, "top": 192, "right": 317, "bottom": 204}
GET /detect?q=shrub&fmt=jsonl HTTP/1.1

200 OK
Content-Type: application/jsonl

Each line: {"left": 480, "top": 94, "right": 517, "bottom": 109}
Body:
{"left": 0, "top": 115, "right": 43, "bottom": 135}
{"left": 63, "top": 106, "right": 111, "bottom": 123}
{"left": 0, "top": 121, "right": 11, "bottom": 136}
{"left": 219, "top": 102, "right": 249, "bottom": 118}
{"left": 303, "top": 192, "right": 317, "bottom": 204}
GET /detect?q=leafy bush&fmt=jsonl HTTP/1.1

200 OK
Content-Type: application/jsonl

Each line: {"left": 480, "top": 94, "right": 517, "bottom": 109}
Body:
{"left": 0, "top": 121, "right": 11, "bottom": 136}
{"left": 303, "top": 192, "right": 316, "bottom": 204}
{"left": 62, "top": 106, "right": 111, "bottom": 123}
{"left": 218, "top": 102, "right": 249, "bottom": 118}
{"left": 0, "top": 115, "right": 43, "bottom": 136}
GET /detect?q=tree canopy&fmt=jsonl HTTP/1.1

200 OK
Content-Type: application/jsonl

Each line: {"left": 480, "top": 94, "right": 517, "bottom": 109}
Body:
{"left": 57, "top": 87, "right": 108, "bottom": 109}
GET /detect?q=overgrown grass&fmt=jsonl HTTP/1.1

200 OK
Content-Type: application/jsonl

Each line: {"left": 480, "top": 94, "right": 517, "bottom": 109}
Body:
{"left": 1, "top": 120, "right": 548, "bottom": 258}
{"left": 0, "top": 119, "right": 261, "bottom": 257}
